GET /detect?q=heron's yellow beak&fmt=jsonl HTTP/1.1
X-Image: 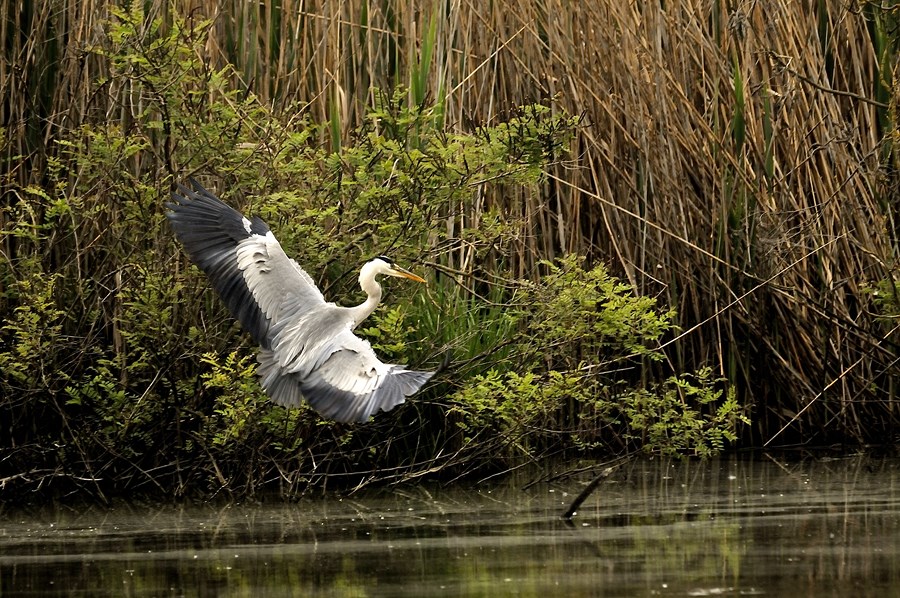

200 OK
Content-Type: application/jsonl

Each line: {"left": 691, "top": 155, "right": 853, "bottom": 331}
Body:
{"left": 391, "top": 265, "right": 426, "bottom": 283}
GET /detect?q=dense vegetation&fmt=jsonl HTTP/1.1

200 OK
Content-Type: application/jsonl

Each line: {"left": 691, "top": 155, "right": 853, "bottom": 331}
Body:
{"left": 2, "top": 1, "right": 899, "bottom": 500}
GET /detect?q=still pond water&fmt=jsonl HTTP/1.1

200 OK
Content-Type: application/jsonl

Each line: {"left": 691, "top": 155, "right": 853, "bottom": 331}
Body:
{"left": 2, "top": 457, "right": 899, "bottom": 597}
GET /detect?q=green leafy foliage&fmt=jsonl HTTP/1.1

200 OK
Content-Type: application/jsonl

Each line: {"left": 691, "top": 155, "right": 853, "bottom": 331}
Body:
{"left": 622, "top": 368, "right": 749, "bottom": 458}
{"left": 522, "top": 255, "right": 675, "bottom": 369}
{"left": 201, "top": 351, "right": 269, "bottom": 446}
{"left": 359, "top": 306, "right": 416, "bottom": 361}
{"left": 0, "top": 271, "right": 69, "bottom": 393}
{"left": 448, "top": 256, "right": 747, "bottom": 460}
{"left": 868, "top": 278, "right": 900, "bottom": 325}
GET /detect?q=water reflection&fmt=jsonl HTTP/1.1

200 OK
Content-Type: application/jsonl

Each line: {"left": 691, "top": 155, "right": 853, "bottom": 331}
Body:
{"left": 2, "top": 457, "right": 900, "bottom": 596}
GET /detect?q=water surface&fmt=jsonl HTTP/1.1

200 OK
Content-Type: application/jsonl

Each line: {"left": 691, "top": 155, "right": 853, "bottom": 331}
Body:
{"left": 2, "top": 457, "right": 899, "bottom": 596}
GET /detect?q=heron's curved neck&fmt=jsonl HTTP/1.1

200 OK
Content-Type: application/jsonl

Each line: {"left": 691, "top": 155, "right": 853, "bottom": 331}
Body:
{"left": 349, "top": 265, "right": 383, "bottom": 327}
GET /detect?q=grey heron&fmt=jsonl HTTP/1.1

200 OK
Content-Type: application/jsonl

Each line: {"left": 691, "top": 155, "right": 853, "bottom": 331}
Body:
{"left": 167, "top": 179, "right": 434, "bottom": 423}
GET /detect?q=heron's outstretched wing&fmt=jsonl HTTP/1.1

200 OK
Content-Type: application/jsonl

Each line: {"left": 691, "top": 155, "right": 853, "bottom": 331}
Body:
{"left": 256, "top": 331, "right": 434, "bottom": 423}
{"left": 166, "top": 179, "right": 325, "bottom": 349}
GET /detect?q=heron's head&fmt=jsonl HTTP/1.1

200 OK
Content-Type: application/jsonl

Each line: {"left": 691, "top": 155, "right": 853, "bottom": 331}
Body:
{"left": 367, "top": 256, "right": 426, "bottom": 283}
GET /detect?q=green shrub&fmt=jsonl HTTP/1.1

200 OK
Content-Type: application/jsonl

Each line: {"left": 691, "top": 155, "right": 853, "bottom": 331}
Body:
{"left": 448, "top": 256, "right": 748, "bottom": 459}
{"left": 622, "top": 368, "right": 747, "bottom": 457}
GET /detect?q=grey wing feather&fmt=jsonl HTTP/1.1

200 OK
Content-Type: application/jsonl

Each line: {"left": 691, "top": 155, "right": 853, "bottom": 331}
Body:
{"left": 257, "top": 331, "right": 434, "bottom": 423}
{"left": 234, "top": 230, "right": 326, "bottom": 330}
{"left": 167, "top": 179, "right": 325, "bottom": 350}
{"left": 167, "top": 180, "right": 273, "bottom": 347}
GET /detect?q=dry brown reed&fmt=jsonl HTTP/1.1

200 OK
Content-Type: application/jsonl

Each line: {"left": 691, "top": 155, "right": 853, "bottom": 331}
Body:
{"left": 3, "top": 0, "right": 899, "bottom": 446}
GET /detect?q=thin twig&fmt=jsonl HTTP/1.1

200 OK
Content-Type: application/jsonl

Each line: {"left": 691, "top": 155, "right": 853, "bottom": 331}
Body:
{"left": 561, "top": 455, "right": 634, "bottom": 521}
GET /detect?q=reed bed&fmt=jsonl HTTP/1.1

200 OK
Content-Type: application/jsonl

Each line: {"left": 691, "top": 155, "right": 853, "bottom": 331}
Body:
{"left": 3, "top": 0, "right": 899, "bottom": 474}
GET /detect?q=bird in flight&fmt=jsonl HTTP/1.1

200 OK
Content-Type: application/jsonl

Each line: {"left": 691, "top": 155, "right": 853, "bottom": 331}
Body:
{"left": 167, "top": 179, "right": 434, "bottom": 423}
